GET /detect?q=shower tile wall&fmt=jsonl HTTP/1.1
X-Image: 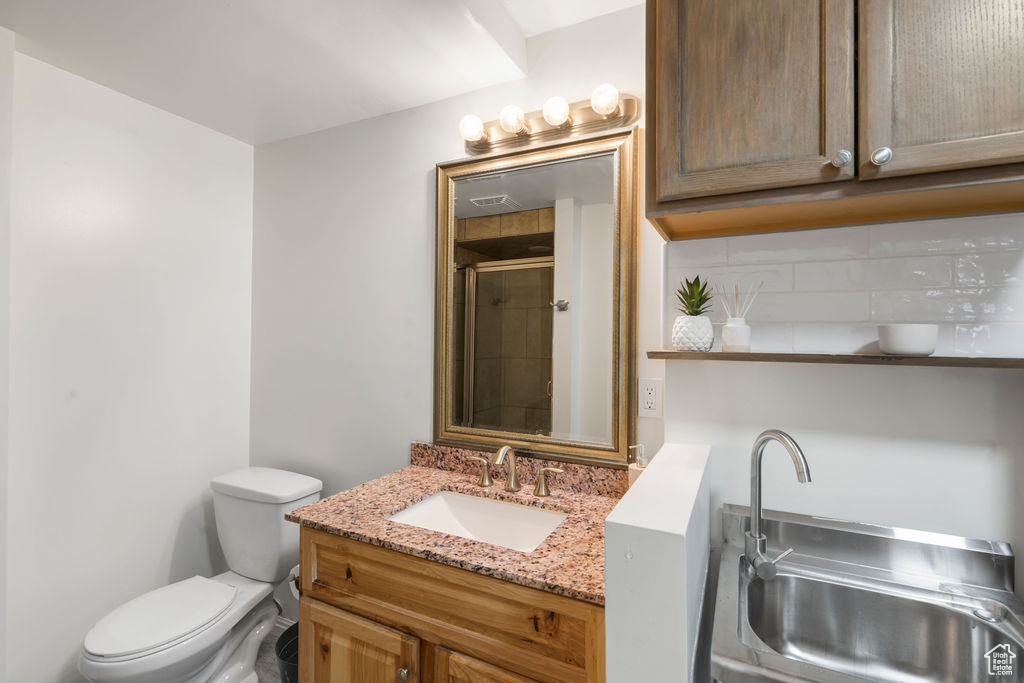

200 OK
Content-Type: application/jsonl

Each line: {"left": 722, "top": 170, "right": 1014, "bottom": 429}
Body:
{"left": 474, "top": 267, "right": 553, "bottom": 433}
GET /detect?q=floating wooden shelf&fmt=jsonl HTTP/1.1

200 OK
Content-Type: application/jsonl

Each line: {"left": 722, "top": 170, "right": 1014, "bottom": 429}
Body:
{"left": 647, "top": 350, "right": 1024, "bottom": 369}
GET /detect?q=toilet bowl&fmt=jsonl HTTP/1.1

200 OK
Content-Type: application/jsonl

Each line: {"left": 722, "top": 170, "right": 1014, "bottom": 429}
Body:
{"left": 79, "top": 468, "right": 322, "bottom": 683}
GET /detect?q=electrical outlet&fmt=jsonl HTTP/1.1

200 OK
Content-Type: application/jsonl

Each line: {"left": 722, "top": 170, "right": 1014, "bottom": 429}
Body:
{"left": 638, "top": 378, "right": 663, "bottom": 418}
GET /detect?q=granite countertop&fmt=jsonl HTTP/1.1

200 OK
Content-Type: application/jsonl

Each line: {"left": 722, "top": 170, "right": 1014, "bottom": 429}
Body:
{"left": 286, "top": 465, "right": 619, "bottom": 605}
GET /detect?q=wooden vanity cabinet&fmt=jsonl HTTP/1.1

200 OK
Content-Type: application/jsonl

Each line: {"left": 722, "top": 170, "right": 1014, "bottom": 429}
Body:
{"left": 298, "top": 528, "right": 605, "bottom": 683}
{"left": 301, "top": 599, "right": 420, "bottom": 683}
{"left": 433, "top": 647, "right": 535, "bottom": 683}
{"left": 647, "top": 0, "right": 1024, "bottom": 239}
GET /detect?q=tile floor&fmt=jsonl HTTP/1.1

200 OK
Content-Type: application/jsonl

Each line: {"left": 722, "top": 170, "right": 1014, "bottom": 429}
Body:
{"left": 256, "top": 633, "right": 283, "bottom": 683}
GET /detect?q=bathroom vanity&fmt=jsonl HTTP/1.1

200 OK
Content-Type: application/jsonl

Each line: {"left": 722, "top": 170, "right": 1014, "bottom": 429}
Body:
{"left": 281, "top": 119, "right": 640, "bottom": 683}
{"left": 287, "top": 463, "right": 616, "bottom": 682}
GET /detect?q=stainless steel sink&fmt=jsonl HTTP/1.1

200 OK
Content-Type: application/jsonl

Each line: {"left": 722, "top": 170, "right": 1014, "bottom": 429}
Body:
{"left": 712, "top": 505, "right": 1024, "bottom": 682}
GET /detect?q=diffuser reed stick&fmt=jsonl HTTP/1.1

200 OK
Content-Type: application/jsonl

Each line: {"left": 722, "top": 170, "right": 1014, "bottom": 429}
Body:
{"left": 739, "top": 281, "right": 764, "bottom": 318}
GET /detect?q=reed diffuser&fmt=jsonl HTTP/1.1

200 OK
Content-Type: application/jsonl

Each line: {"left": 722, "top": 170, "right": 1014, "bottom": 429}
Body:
{"left": 717, "top": 281, "right": 763, "bottom": 352}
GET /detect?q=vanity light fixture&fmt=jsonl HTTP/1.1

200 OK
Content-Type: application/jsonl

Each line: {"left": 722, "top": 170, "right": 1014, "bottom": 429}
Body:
{"left": 458, "top": 114, "right": 487, "bottom": 143}
{"left": 457, "top": 85, "right": 640, "bottom": 154}
{"left": 498, "top": 105, "right": 529, "bottom": 135}
{"left": 542, "top": 96, "right": 572, "bottom": 127}
{"left": 590, "top": 83, "right": 620, "bottom": 116}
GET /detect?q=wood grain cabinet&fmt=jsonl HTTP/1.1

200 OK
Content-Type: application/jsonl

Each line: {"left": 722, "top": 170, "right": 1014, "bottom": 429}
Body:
{"left": 651, "top": 0, "right": 855, "bottom": 201}
{"left": 297, "top": 528, "right": 605, "bottom": 682}
{"left": 858, "top": 0, "right": 1024, "bottom": 179}
{"left": 647, "top": 0, "right": 1024, "bottom": 239}
{"left": 301, "top": 599, "right": 420, "bottom": 683}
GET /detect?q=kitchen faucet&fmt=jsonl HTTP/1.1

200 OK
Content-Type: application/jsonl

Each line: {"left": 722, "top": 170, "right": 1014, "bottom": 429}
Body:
{"left": 745, "top": 429, "right": 812, "bottom": 580}
{"left": 492, "top": 446, "right": 521, "bottom": 492}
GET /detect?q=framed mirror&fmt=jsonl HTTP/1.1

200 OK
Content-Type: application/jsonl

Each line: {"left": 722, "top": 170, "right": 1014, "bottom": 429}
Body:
{"left": 434, "top": 129, "right": 638, "bottom": 465}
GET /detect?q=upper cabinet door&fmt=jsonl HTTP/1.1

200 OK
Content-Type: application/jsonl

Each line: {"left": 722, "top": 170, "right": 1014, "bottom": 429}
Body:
{"left": 651, "top": 0, "right": 855, "bottom": 202}
{"left": 859, "top": 0, "right": 1024, "bottom": 179}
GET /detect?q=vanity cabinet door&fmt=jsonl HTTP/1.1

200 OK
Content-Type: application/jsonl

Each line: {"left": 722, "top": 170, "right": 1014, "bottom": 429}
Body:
{"left": 858, "top": 0, "right": 1024, "bottom": 180}
{"left": 300, "top": 597, "right": 420, "bottom": 683}
{"left": 649, "top": 0, "right": 855, "bottom": 201}
{"left": 433, "top": 647, "right": 535, "bottom": 683}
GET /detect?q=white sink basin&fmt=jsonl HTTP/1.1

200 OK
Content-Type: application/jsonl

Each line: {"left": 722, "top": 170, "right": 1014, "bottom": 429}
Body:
{"left": 388, "top": 491, "right": 567, "bottom": 552}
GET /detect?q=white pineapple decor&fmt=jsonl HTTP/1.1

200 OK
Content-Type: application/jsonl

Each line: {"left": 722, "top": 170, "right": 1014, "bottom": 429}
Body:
{"left": 672, "top": 276, "right": 714, "bottom": 352}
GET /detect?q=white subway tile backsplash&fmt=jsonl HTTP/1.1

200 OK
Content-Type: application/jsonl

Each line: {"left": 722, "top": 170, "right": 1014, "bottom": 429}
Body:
{"left": 726, "top": 226, "right": 870, "bottom": 264}
{"left": 705, "top": 322, "right": 792, "bottom": 352}
{"left": 667, "top": 263, "right": 792, "bottom": 299}
{"left": 954, "top": 323, "right": 1024, "bottom": 356}
{"left": 791, "top": 323, "right": 954, "bottom": 355}
{"left": 662, "top": 213, "right": 1024, "bottom": 355}
{"left": 665, "top": 236, "right": 729, "bottom": 269}
{"left": 956, "top": 251, "right": 1024, "bottom": 287}
{"left": 792, "top": 323, "right": 881, "bottom": 353}
{"left": 747, "top": 292, "right": 870, "bottom": 323}
{"left": 795, "top": 256, "right": 952, "bottom": 291}
{"left": 745, "top": 323, "right": 793, "bottom": 352}
{"left": 793, "top": 260, "right": 864, "bottom": 291}
{"left": 665, "top": 264, "right": 793, "bottom": 331}
{"left": 869, "top": 214, "right": 1024, "bottom": 257}
{"left": 871, "top": 288, "right": 1024, "bottom": 323}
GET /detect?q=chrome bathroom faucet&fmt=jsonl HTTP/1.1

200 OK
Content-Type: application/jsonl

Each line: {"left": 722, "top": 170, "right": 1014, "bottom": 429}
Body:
{"left": 492, "top": 445, "right": 521, "bottom": 492}
{"left": 744, "top": 429, "right": 812, "bottom": 580}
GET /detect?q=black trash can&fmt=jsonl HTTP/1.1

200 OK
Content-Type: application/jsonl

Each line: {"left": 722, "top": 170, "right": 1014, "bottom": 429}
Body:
{"left": 275, "top": 622, "right": 300, "bottom": 683}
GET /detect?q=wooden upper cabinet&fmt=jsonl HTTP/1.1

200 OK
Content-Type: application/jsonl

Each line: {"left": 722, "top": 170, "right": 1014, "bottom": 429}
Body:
{"left": 651, "top": 0, "right": 855, "bottom": 201}
{"left": 859, "top": 0, "right": 1024, "bottom": 179}
{"left": 300, "top": 597, "right": 420, "bottom": 683}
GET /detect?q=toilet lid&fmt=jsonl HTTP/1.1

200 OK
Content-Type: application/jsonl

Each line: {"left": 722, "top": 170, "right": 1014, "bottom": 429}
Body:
{"left": 84, "top": 576, "right": 236, "bottom": 658}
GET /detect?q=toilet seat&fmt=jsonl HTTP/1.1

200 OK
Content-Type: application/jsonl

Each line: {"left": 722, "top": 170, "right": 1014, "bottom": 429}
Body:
{"left": 84, "top": 576, "right": 236, "bottom": 660}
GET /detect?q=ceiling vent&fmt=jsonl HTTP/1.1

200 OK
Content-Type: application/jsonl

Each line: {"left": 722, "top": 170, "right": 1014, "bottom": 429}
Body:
{"left": 469, "top": 194, "right": 521, "bottom": 211}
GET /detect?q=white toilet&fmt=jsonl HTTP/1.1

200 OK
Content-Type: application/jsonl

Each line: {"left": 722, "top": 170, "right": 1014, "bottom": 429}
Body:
{"left": 79, "top": 467, "right": 322, "bottom": 683}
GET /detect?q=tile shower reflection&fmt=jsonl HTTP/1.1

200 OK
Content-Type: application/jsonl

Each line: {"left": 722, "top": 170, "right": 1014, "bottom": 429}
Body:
{"left": 453, "top": 258, "right": 554, "bottom": 434}
{"left": 448, "top": 155, "right": 615, "bottom": 446}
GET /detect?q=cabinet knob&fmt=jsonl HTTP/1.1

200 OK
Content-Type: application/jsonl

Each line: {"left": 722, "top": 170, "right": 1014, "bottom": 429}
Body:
{"left": 870, "top": 146, "right": 893, "bottom": 166}
{"left": 397, "top": 668, "right": 410, "bottom": 682}
{"left": 830, "top": 149, "right": 852, "bottom": 168}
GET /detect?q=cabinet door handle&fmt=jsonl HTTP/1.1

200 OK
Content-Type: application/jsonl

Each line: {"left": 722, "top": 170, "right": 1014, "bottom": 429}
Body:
{"left": 870, "top": 147, "right": 893, "bottom": 166}
{"left": 830, "top": 149, "right": 852, "bottom": 168}
{"left": 397, "top": 668, "right": 410, "bottom": 681}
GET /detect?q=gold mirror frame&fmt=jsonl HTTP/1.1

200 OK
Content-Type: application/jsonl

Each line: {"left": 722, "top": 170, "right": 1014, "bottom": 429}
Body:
{"left": 434, "top": 129, "right": 638, "bottom": 465}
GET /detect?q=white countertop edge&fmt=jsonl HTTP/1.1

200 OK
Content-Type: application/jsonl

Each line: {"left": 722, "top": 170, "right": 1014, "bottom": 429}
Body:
{"left": 605, "top": 442, "right": 711, "bottom": 536}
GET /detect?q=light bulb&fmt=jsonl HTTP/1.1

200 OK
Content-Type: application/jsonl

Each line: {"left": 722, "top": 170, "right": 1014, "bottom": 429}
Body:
{"left": 542, "top": 96, "right": 571, "bottom": 127}
{"left": 499, "top": 105, "right": 528, "bottom": 134}
{"left": 590, "top": 83, "right": 620, "bottom": 116}
{"left": 458, "top": 114, "right": 486, "bottom": 142}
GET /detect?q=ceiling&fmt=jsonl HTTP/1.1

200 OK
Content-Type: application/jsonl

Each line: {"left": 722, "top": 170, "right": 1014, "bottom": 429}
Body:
{"left": 454, "top": 154, "right": 614, "bottom": 218}
{"left": 0, "top": 0, "right": 642, "bottom": 145}
{"left": 499, "top": 0, "right": 643, "bottom": 37}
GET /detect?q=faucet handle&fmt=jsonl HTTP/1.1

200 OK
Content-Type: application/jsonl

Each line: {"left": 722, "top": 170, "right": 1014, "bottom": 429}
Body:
{"left": 755, "top": 547, "right": 794, "bottom": 581}
{"left": 467, "top": 456, "right": 493, "bottom": 487}
{"left": 533, "top": 467, "right": 564, "bottom": 497}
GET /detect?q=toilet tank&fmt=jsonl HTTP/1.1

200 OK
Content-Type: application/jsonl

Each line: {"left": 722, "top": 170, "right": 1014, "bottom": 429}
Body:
{"left": 210, "top": 467, "right": 323, "bottom": 582}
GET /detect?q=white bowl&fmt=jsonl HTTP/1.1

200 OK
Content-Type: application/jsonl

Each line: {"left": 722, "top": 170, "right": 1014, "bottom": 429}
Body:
{"left": 877, "top": 324, "right": 938, "bottom": 356}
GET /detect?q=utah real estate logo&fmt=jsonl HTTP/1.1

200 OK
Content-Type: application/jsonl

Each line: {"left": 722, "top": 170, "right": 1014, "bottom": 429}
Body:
{"left": 986, "top": 644, "right": 1016, "bottom": 676}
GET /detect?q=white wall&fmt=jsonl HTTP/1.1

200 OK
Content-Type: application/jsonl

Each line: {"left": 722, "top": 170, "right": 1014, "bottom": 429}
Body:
{"left": 662, "top": 214, "right": 1024, "bottom": 596}
{"left": 0, "top": 26, "right": 12, "bottom": 680}
{"left": 7, "top": 54, "right": 253, "bottom": 682}
{"left": 577, "top": 203, "right": 614, "bottom": 444}
{"left": 250, "top": 6, "right": 663, "bottom": 494}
